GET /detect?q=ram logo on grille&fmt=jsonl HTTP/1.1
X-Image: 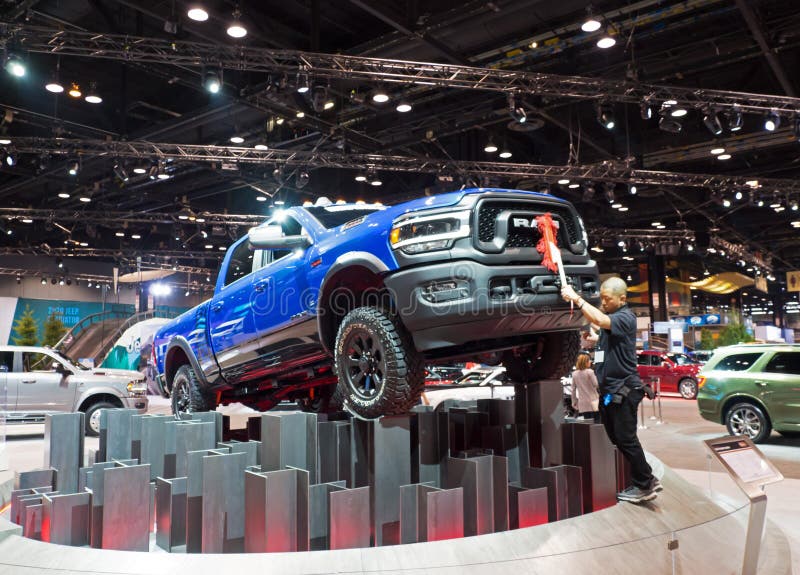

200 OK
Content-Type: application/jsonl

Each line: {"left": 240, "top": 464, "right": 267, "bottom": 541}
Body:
{"left": 509, "top": 215, "right": 558, "bottom": 229}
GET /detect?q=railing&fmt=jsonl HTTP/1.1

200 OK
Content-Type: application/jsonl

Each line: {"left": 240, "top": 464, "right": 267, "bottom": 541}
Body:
{"left": 95, "top": 308, "right": 181, "bottom": 366}
{"left": 54, "top": 307, "right": 133, "bottom": 353}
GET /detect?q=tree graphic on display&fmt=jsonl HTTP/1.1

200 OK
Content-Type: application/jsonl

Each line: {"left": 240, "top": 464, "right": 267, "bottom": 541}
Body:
{"left": 11, "top": 305, "right": 39, "bottom": 346}
{"left": 42, "top": 313, "right": 67, "bottom": 348}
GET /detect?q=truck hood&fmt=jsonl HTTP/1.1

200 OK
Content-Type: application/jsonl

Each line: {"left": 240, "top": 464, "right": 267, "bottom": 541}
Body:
{"left": 90, "top": 367, "right": 145, "bottom": 381}
{"left": 376, "top": 187, "right": 564, "bottom": 221}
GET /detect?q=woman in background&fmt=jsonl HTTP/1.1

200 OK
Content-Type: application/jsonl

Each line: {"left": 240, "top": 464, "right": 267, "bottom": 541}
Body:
{"left": 571, "top": 352, "right": 600, "bottom": 422}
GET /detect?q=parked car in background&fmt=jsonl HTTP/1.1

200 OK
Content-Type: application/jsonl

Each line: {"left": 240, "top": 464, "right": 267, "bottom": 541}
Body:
{"left": 452, "top": 366, "right": 508, "bottom": 387}
{"left": 424, "top": 365, "right": 465, "bottom": 386}
{"left": 0, "top": 345, "right": 148, "bottom": 436}
{"left": 636, "top": 350, "right": 701, "bottom": 399}
{"left": 697, "top": 344, "right": 800, "bottom": 443}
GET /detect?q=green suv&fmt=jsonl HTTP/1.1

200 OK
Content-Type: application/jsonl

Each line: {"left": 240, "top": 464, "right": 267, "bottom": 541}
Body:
{"left": 697, "top": 344, "right": 800, "bottom": 443}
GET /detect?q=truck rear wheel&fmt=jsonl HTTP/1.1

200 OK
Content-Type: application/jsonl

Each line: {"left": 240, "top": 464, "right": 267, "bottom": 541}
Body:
{"left": 502, "top": 331, "right": 580, "bottom": 384}
{"left": 171, "top": 364, "right": 210, "bottom": 419}
{"left": 333, "top": 306, "right": 425, "bottom": 419}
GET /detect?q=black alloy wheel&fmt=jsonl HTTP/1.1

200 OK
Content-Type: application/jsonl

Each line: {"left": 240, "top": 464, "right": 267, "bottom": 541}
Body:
{"left": 343, "top": 328, "right": 387, "bottom": 401}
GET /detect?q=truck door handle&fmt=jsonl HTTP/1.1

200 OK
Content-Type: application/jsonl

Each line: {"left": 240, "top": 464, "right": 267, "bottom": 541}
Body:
{"left": 22, "top": 379, "right": 35, "bottom": 384}
{"left": 211, "top": 301, "right": 224, "bottom": 312}
{"left": 254, "top": 281, "right": 268, "bottom": 293}
{"left": 755, "top": 381, "right": 768, "bottom": 387}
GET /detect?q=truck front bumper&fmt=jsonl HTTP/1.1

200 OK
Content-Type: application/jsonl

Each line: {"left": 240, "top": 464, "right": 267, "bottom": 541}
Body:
{"left": 121, "top": 395, "right": 149, "bottom": 412}
{"left": 384, "top": 260, "right": 599, "bottom": 352}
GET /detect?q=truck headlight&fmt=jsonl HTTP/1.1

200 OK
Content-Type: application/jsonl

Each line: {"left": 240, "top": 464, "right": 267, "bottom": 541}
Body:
{"left": 127, "top": 381, "right": 147, "bottom": 396}
{"left": 390, "top": 210, "right": 471, "bottom": 254}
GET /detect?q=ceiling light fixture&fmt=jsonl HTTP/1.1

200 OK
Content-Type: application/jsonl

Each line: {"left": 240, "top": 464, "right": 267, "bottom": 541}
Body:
{"left": 187, "top": 5, "right": 209, "bottom": 21}
{"left": 717, "top": 153, "right": 732, "bottom": 160}
{"left": 581, "top": 8, "right": 602, "bottom": 32}
{"left": 507, "top": 93, "right": 527, "bottom": 123}
{"left": 84, "top": 82, "right": 102, "bottom": 104}
{"left": 484, "top": 139, "right": 498, "bottom": 153}
{"left": 596, "top": 29, "right": 616, "bottom": 49}
{"left": 68, "top": 83, "right": 82, "bottom": 98}
{"left": 226, "top": 9, "right": 247, "bottom": 38}
{"left": 396, "top": 100, "right": 412, "bottom": 113}
{"left": 296, "top": 71, "right": 310, "bottom": 93}
{"left": 710, "top": 147, "right": 725, "bottom": 155}
{"left": 499, "top": 147, "right": 512, "bottom": 159}
{"left": 640, "top": 101, "right": 652, "bottom": 120}
{"left": 230, "top": 134, "right": 245, "bottom": 144}
{"left": 658, "top": 116, "right": 682, "bottom": 134}
{"left": 726, "top": 105, "right": 743, "bottom": 131}
{"left": 670, "top": 106, "right": 688, "bottom": 118}
{"left": 68, "top": 160, "right": 80, "bottom": 176}
{"left": 372, "top": 87, "right": 389, "bottom": 103}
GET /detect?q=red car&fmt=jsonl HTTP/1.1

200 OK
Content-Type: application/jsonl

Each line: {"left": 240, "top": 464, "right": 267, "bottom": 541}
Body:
{"left": 636, "top": 350, "right": 701, "bottom": 399}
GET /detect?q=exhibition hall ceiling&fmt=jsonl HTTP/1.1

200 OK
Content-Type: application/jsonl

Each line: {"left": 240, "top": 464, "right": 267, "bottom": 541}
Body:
{"left": 0, "top": 0, "right": 799, "bottom": 281}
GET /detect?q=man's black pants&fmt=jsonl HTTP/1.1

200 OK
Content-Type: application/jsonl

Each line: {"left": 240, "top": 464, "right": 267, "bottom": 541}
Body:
{"left": 600, "top": 387, "right": 653, "bottom": 490}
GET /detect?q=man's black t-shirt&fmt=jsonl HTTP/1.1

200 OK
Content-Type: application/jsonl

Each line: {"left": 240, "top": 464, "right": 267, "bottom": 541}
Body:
{"left": 594, "top": 304, "right": 640, "bottom": 394}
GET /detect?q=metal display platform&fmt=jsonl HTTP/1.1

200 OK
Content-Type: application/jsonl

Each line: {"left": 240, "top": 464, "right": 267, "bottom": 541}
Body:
{"left": 0, "top": 379, "right": 792, "bottom": 575}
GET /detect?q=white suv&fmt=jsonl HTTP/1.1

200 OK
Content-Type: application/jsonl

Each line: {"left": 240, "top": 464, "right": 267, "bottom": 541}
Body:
{"left": 0, "top": 345, "right": 148, "bottom": 436}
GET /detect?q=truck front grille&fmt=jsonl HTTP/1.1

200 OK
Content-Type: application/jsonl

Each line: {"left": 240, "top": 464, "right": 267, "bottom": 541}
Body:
{"left": 475, "top": 199, "right": 580, "bottom": 253}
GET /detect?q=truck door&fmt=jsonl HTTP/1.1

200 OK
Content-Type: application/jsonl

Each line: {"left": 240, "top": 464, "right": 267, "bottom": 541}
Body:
{"left": 207, "top": 237, "right": 262, "bottom": 385}
{"left": 251, "top": 215, "right": 322, "bottom": 369}
{"left": 14, "top": 351, "right": 77, "bottom": 412}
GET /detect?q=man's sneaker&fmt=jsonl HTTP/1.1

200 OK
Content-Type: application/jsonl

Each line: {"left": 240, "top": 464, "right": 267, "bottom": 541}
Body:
{"left": 651, "top": 478, "right": 663, "bottom": 492}
{"left": 617, "top": 485, "right": 657, "bottom": 503}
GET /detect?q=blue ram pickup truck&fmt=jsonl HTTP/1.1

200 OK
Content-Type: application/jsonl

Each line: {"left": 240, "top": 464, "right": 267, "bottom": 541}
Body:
{"left": 153, "top": 188, "right": 599, "bottom": 419}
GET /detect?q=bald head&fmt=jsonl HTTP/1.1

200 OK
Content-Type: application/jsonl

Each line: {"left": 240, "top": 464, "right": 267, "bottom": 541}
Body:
{"left": 601, "top": 276, "right": 628, "bottom": 297}
{"left": 599, "top": 276, "right": 628, "bottom": 313}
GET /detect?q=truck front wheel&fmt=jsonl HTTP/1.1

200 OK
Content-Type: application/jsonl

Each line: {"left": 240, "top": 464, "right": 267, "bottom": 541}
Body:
{"left": 171, "top": 364, "right": 210, "bottom": 419}
{"left": 502, "top": 331, "right": 580, "bottom": 384}
{"left": 333, "top": 307, "right": 425, "bottom": 419}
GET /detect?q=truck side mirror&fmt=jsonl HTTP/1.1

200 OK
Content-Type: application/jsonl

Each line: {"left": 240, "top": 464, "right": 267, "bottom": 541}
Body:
{"left": 248, "top": 226, "right": 311, "bottom": 251}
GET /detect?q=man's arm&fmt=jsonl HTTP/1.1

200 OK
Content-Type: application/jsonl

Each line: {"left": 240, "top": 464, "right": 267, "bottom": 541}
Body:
{"left": 561, "top": 285, "right": 611, "bottom": 330}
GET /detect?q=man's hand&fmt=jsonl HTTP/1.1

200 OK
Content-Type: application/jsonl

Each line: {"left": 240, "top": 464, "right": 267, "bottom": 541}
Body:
{"left": 561, "top": 285, "right": 580, "bottom": 304}
{"left": 583, "top": 330, "right": 598, "bottom": 345}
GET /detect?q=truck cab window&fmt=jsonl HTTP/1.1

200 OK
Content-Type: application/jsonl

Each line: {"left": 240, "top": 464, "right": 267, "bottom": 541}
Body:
{"left": 224, "top": 239, "right": 255, "bottom": 287}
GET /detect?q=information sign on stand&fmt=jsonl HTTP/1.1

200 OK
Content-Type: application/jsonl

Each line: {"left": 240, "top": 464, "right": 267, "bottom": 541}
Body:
{"left": 704, "top": 436, "right": 783, "bottom": 575}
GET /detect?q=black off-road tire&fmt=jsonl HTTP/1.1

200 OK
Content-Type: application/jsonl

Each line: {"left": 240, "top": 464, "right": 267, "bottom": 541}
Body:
{"left": 502, "top": 331, "right": 581, "bottom": 384}
{"left": 333, "top": 306, "right": 425, "bottom": 419}
{"left": 725, "top": 401, "right": 771, "bottom": 443}
{"left": 171, "top": 364, "right": 211, "bottom": 419}
{"left": 84, "top": 400, "right": 119, "bottom": 437}
{"left": 297, "top": 383, "right": 344, "bottom": 414}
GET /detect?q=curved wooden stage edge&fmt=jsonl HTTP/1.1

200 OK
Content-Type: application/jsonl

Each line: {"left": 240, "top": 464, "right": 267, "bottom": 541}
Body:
{"left": 0, "top": 456, "right": 792, "bottom": 575}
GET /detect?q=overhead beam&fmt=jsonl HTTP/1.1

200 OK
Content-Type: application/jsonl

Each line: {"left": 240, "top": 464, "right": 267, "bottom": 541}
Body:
{"left": 734, "top": 0, "right": 796, "bottom": 97}
{"left": 8, "top": 136, "right": 800, "bottom": 194}
{"left": 3, "top": 24, "right": 800, "bottom": 114}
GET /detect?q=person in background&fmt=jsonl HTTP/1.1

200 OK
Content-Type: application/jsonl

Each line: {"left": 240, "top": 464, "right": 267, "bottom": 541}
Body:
{"left": 571, "top": 352, "right": 599, "bottom": 422}
{"left": 561, "top": 277, "right": 660, "bottom": 504}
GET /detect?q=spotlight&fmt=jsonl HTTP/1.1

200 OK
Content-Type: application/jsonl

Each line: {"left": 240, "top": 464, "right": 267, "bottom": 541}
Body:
{"left": 203, "top": 70, "right": 221, "bottom": 94}
{"left": 296, "top": 71, "right": 310, "bottom": 94}
{"left": 58, "top": 258, "right": 65, "bottom": 269}
{"left": 355, "top": 172, "right": 367, "bottom": 182}
{"left": 658, "top": 116, "right": 682, "bottom": 134}
{"left": 702, "top": 108, "right": 723, "bottom": 136}
{"left": 710, "top": 147, "right": 725, "bottom": 155}
{"left": 68, "top": 83, "right": 82, "bottom": 98}
{"left": 226, "top": 10, "right": 247, "bottom": 38}
{"left": 726, "top": 106, "right": 743, "bottom": 131}
{"left": 84, "top": 82, "right": 102, "bottom": 104}
{"left": 484, "top": 139, "right": 498, "bottom": 153}
{"left": 722, "top": 198, "right": 731, "bottom": 208}
{"left": 764, "top": 110, "right": 780, "bottom": 132}
{"left": 311, "top": 84, "right": 328, "bottom": 113}
{"left": 596, "top": 102, "right": 615, "bottom": 130}
{"left": 499, "top": 146, "right": 512, "bottom": 159}
{"left": 670, "top": 106, "right": 688, "bottom": 118}
{"left": 395, "top": 100, "right": 412, "bottom": 113}
{"left": 735, "top": 190, "right": 743, "bottom": 201}
{"left": 324, "top": 100, "right": 335, "bottom": 110}
{"left": 187, "top": 5, "right": 209, "bottom": 21}
{"left": 296, "top": 170, "right": 310, "bottom": 189}
{"left": 16, "top": 275, "right": 21, "bottom": 284}
{"left": 4, "top": 149, "right": 16, "bottom": 167}
{"left": 507, "top": 94, "right": 527, "bottom": 123}
{"left": 113, "top": 160, "right": 129, "bottom": 182}
{"left": 4, "top": 52, "right": 26, "bottom": 77}
{"left": 603, "top": 182, "right": 615, "bottom": 203}
{"left": 229, "top": 134, "right": 245, "bottom": 144}
{"left": 629, "top": 184, "right": 637, "bottom": 195}
{"left": 68, "top": 160, "right": 80, "bottom": 176}
{"left": 640, "top": 101, "right": 653, "bottom": 120}
{"left": 372, "top": 87, "right": 389, "bottom": 103}
{"left": 41, "top": 277, "right": 47, "bottom": 285}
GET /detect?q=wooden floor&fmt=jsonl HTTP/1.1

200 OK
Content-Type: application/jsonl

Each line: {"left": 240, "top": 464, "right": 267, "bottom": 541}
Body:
{"left": 0, "top": 459, "right": 792, "bottom": 575}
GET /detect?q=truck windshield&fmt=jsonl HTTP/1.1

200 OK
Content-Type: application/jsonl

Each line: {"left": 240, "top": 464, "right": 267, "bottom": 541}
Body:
{"left": 305, "top": 206, "right": 384, "bottom": 228}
